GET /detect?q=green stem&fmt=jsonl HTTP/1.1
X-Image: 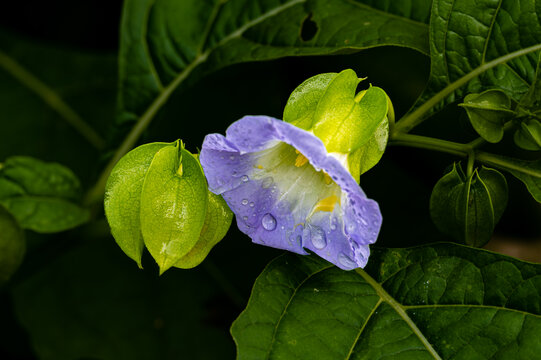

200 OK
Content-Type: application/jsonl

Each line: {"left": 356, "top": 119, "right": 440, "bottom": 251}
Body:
{"left": 0, "top": 50, "right": 106, "bottom": 150}
{"left": 466, "top": 152, "right": 475, "bottom": 177}
{"left": 83, "top": 54, "right": 208, "bottom": 205}
{"left": 389, "top": 133, "right": 470, "bottom": 157}
{"left": 395, "top": 43, "right": 541, "bottom": 134}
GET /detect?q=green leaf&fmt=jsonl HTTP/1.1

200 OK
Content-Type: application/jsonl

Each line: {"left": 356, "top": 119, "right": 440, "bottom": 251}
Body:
{"left": 104, "top": 142, "right": 169, "bottom": 268}
{"left": 459, "top": 90, "right": 513, "bottom": 143}
{"left": 140, "top": 144, "right": 208, "bottom": 274}
{"left": 0, "top": 178, "right": 25, "bottom": 199}
{"left": 478, "top": 153, "right": 541, "bottom": 203}
{"left": 514, "top": 119, "right": 541, "bottom": 151}
{"left": 0, "top": 205, "right": 25, "bottom": 284}
{"left": 0, "top": 156, "right": 89, "bottom": 233}
{"left": 233, "top": 244, "right": 541, "bottom": 359}
{"left": 0, "top": 197, "right": 89, "bottom": 234}
{"left": 175, "top": 191, "right": 233, "bottom": 269}
{"left": 430, "top": 164, "right": 508, "bottom": 247}
{"left": 519, "top": 52, "right": 541, "bottom": 110}
{"left": 413, "top": 0, "right": 541, "bottom": 117}
{"left": 0, "top": 156, "right": 82, "bottom": 201}
{"left": 117, "top": 0, "right": 429, "bottom": 130}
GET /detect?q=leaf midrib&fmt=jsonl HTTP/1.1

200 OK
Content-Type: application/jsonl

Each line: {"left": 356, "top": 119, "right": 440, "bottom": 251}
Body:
{"left": 264, "top": 264, "right": 334, "bottom": 359}
{"left": 356, "top": 268, "right": 443, "bottom": 360}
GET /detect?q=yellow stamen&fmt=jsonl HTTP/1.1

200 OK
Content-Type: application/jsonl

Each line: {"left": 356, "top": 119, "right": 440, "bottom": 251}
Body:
{"left": 312, "top": 195, "right": 340, "bottom": 213}
{"left": 323, "top": 172, "right": 333, "bottom": 185}
{"left": 255, "top": 164, "right": 263, "bottom": 169}
{"left": 294, "top": 149, "right": 309, "bottom": 167}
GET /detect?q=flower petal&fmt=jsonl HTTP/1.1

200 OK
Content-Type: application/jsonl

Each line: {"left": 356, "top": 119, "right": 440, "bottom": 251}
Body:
{"left": 200, "top": 116, "right": 382, "bottom": 269}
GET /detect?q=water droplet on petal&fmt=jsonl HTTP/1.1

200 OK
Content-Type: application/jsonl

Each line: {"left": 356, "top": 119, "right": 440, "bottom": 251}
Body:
{"left": 360, "top": 217, "right": 368, "bottom": 226}
{"left": 241, "top": 199, "right": 248, "bottom": 205}
{"left": 338, "top": 253, "right": 358, "bottom": 269}
{"left": 241, "top": 175, "right": 249, "bottom": 182}
{"left": 229, "top": 155, "right": 235, "bottom": 160}
{"left": 242, "top": 216, "right": 248, "bottom": 221}
{"left": 249, "top": 202, "right": 255, "bottom": 207}
{"left": 310, "top": 227, "right": 327, "bottom": 250}
{"left": 330, "top": 224, "right": 337, "bottom": 231}
{"left": 372, "top": 220, "right": 379, "bottom": 226}
{"left": 261, "top": 213, "right": 277, "bottom": 231}
{"left": 261, "top": 177, "right": 273, "bottom": 189}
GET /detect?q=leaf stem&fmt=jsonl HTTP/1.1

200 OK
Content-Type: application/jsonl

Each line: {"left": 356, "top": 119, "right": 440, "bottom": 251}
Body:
{"left": 0, "top": 50, "right": 106, "bottom": 150}
{"left": 394, "top": 43, "right": 541, "bottom": 133}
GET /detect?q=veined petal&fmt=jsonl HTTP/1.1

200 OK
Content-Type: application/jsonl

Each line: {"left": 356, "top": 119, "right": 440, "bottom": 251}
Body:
{"left": 200, "top": 116, "right": 382, "bottom": 270}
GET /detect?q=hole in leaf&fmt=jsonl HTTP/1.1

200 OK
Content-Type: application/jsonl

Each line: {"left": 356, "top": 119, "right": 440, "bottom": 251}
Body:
{"left": 300, "top": 13, "right": 318, "bottom": 41}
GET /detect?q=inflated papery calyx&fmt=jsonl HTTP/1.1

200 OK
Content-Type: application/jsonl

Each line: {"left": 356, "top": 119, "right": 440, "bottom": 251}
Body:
{"left": 283, "top": 69, "right": 392, "bottom": 180}
{"left": 430, "top": 163, "right": 508, "bottom": 247}
{"left": 104, "top": 140, "right": 232, "bottom": 274}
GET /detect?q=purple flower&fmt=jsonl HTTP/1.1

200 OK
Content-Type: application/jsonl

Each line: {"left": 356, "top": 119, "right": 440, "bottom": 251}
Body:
{"left": 200, "top": 116, "right": 382, "bottom": 270}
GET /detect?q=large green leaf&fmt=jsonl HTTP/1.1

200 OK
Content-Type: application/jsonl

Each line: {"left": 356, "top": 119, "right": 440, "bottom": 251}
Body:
{"left": 412, "top": 0, "right": 541, "bottom": 119}
{"left": 233, "top": 244, "right": 541, "bottom": 359}
{"left": 117, "top": 0, "right": 430, "bottom": 128}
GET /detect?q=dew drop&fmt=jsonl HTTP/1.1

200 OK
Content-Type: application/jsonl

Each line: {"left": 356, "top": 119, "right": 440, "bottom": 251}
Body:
{"left": 330, "top": 224, "right": 337, "bottom": 231}
{"left": 241, "top": 199, "right": 248, "bottom": 205}
{"left": 249, "top": 202, "right": 255, "bottom": 207}
{"left": 242, "top": 216, "right": 248, "bottom": 221}
{"left": 261, "top": 177, "right": 273, "bottom": 189}
{"left": 229, "top": 155, "right": 235, "bottom": 160}
{"left": 241, "top": 175, "right": 249, "bottom": 182}
{"left": 360, "top": 217, "right": 368, "bottom": 226}
{"left": 261, "top": 213, "right": 277, "bottom": 231}
{"left": 310, "top": 227, "right": 327, "bottom": 250}
{"left": 338, "top": 253, "right": 358, "bottom": 269}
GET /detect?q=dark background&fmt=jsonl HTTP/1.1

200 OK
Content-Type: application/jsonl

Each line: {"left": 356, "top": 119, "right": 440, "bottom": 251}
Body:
{"left": 1, "top": 1, "right": 540, "bottom": 359}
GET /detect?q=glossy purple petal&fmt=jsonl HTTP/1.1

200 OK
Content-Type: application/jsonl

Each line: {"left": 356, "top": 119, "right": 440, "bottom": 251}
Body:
{"left": 200, "top": 116, "right": 382, "bottom": 270}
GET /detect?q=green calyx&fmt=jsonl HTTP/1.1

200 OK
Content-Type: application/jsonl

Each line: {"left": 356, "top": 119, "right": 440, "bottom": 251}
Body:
{"left": 104, "top": 140, "right": 232, "bottom": 274}
{"left": 430, "top": 163, "right": 508, "bottom": 247}
{"left": 284, "top": 69, "right": 392, "bottom": 180}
